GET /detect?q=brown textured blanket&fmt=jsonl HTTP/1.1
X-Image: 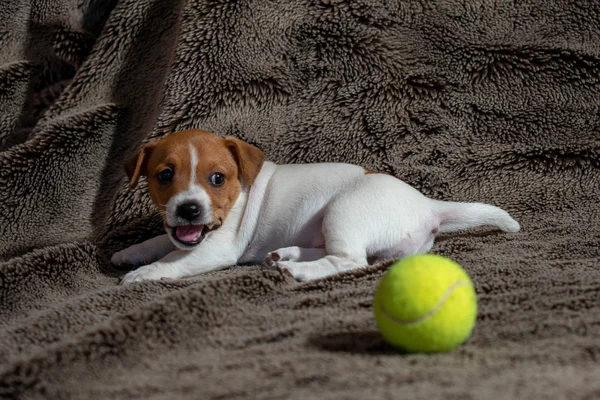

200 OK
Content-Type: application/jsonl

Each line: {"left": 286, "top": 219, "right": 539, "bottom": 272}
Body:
{"left": 1, "top": 0, "right": 600, "bottom": 398}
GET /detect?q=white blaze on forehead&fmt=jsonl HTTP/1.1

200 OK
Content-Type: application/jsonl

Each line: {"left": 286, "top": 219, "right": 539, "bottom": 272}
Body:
{"left": 189, "top": 143, "right": 198, "bottom": 188}
{"left": 164, "top": 143, "right": 212, "bottom": 227}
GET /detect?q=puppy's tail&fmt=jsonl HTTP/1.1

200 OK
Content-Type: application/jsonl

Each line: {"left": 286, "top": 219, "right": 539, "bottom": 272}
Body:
{"left": 432, "top": 201, "right": 520, "bottom": 234}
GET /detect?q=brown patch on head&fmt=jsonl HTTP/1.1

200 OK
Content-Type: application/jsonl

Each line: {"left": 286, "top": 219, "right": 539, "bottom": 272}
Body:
{"left": 364, "top": 167, "right": 385, "bottom": 175}
{"left": 224, "top": 136, "right": 265, "bottom": 185}
{"left": 124, "top": 129, "right": 265, "bottom": 225}
{"left": 124, "top": 142, "right": 156, "bottom": 188}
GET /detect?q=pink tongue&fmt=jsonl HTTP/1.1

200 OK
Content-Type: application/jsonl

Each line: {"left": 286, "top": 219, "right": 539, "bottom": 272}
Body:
{"left": 175, "top": 225, "right": 204, "bottom": 243}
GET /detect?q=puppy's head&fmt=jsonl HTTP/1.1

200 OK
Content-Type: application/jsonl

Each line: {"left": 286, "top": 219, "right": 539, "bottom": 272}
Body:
{"left": 124, "top": 129, "right": 265, "bottom": 249}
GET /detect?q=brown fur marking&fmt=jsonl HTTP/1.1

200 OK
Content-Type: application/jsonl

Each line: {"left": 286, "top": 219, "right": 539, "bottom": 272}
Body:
{"left": 124, "top": 129, "right": 265, "bottom": 226}
{"left": 364, "top": 167, "right": 382, "bottom": 175}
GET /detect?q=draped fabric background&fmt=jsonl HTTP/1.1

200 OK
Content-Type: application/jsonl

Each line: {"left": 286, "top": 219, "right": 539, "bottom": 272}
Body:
{"left": 1, "top": 0, "right": 599, "bottom": 398}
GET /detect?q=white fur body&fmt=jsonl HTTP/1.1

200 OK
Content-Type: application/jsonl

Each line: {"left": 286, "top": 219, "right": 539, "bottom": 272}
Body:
{"left": 115, "top": 161, "right": 520, "bottom": 283}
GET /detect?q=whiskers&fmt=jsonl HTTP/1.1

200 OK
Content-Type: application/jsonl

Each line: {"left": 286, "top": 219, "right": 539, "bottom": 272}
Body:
{"left": 156, "top": 209, "right": 168, "bottom": 221}
{"left": 155, "top": 204, "right": 169, "bottom": 218}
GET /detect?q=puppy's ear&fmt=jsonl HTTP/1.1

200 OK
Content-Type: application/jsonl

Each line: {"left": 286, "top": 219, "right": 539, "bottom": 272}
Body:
{"left": 224, "top": 137, "right": 265, "bottom": 185}
{"left": 124, "top": 143, "right": 155, "bottom": 188}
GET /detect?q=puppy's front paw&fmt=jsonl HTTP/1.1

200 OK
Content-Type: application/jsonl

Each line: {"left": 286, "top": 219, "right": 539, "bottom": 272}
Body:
{"left": 111, "top": 245, "right": 149, "bottom": 268}
{"left": 120, "top": 264, "right": 172, "bottom": 285}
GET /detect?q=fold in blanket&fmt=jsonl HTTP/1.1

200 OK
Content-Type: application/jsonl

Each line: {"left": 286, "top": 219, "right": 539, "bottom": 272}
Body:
{"left": 1, "top": 0, "right": 599, "bottom": 398}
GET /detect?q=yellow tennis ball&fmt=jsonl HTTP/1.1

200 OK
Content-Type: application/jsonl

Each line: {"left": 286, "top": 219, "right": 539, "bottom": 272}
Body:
{"left": 373, "top": 254, "right": 477, "bottom": 353}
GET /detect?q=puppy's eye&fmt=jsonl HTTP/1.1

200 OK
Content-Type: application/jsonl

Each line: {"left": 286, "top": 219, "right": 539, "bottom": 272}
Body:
{"left": 209, "top": 172, "right": 225, "bottom": 187}
{"left": 157, "top": 168, "right": 174, "bottom": 184}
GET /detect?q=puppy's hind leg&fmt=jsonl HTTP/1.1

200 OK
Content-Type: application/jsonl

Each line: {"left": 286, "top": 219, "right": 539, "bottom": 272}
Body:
{"left": 264, "top": 247, "right": 326, "bottom": 267}
{"left": 276, "top": 255, "right": 367, "bottom": 282}
{"left": 276, "top": 202, "right": 369, "bottom": 281}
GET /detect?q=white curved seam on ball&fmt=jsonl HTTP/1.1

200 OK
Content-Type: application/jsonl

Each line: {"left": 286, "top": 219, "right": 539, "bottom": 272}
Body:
{"left": 378, "top": 280, "right": 470, "bottom": 326}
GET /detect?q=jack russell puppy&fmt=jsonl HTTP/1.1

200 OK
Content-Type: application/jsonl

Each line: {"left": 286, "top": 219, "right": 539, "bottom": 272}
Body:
{"left": 113, "top": 129, "right": 520, "bottom": 284}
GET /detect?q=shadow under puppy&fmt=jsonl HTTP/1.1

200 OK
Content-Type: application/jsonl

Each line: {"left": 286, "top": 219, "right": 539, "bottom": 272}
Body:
{"left": 113, "top": 129, "right": 520, "bottom": 284}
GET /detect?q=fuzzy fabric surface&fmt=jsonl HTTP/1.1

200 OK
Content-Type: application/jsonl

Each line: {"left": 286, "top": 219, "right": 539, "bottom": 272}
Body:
{"left": 1, "top": 0, "right": 600, "bottom": 398}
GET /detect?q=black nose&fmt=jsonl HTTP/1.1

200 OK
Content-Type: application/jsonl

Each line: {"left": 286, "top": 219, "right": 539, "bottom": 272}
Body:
{"left": 176, "top": 202, "right": 201, "bottom": 221}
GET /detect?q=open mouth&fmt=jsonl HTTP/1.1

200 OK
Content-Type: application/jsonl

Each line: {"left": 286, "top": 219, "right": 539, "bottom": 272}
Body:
{"left": 170, "top": 220, "right": 222, "bottom": 247}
